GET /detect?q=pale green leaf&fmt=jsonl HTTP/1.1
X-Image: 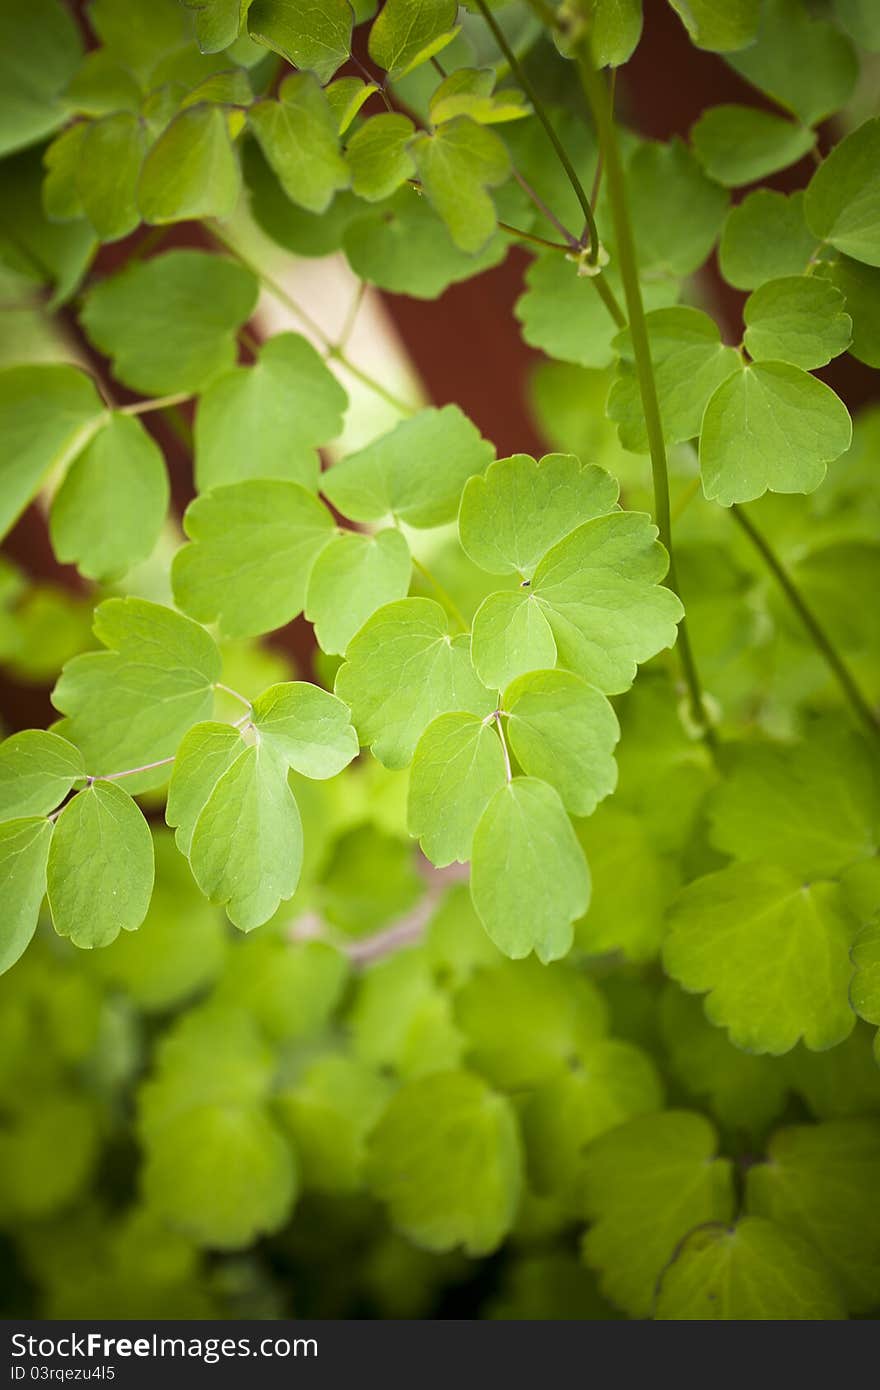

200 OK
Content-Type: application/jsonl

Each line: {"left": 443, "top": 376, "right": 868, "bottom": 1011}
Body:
{"left": 743, "top": 275, "right": 852, "bottom": 368}
{"left": 504, "top": 669, "right": 619, "bottom": 817}
{"left": 804, "top": 117, "right": 880, "bottom": 268}
{"left": 322, "top": 405, "right": 494, "bottom": 528}
{"left": 173, "top": 480, "right": 335, "bottom": 637}
{"left": 248, "top": 0, "right": 353, "bottom": 82}
{"left": 427, "top": 67, "right": 530, "bottom": 125}
{"left": 365, "top": 1070, "right": 522, "bottom": 1254}
{"left": 334, "top": 597, "right": 494, "bottom": 769}
{"left": 655, "top": 1218, "right": 846, "bottom": 1320}
{"left": 608, "top": 307, "right": 742, "bottom": 452}
{"left": 663, "top": 863, "right": 859, "bottom": 1055}
{"left": 251, "top": 680, "right": 358, "bottom": 777}
{"left": 278, "top": 1055, "right": 391, "bottom": 1193}
{"left": 0, "top": 364, "right": 104, "bottom": 542}
{"left": 348, "top": 948, "right": 463, "bottom": 1079}
{"left": 574, "top": 805, "right": 678, "bottom": 961}
{"left": 470, "top": 777, "right": 590, "bottom": 962}
{"left": 304, "top": 527, "right": 411, "bottom": 655}
{"left": 368, "top": 0, "right": 459, "bottom": 80}
{"left": 166, "top": 721, "right": 248, "bottom": 856}
{"left": 820, "top": 255, "right": 880, "bottom": 369}
{"left": 248, "top": 73, "right": 349, "bottom": 214}
{"left": 80, "top": 250, "right": 258, "bottom": 395}
{"left": 851, "top": 919, "right": 880, "bottom": 1027}
{"left": 51, "top": 597, "right": 221, "bottom": 787}
{"left": 213, "top": 935, "right": 347, "bottom": 1042}
{"left": 194, "top": 332, "right": 347, "bottom": 491}
{"left": 666, "top": 0, "right": 760, "bottom": 51}
{"left": 0, "top": 729, "right": 84, "bottom": 821}
{"left": 138, "top": 105, "right": 241, "bottom": 224}
{"left": 628, "top": 138, "right": 728, "bottom": 276}
{"left": 42, "top": 125, "right": 87, "bottom": 221}
{"left": 0, "top": 0, "right": 83, "bottom": 159}
{"left": 0, "top": 819, "right": 52, "bottom": 975}
{"left": 700, "top": 361, "right": 852, "bottom": 505}
{"left": 471, "top": 512, "right": 683, "bottom": 694}
{"left": 719, "top": 188, "right": 817, "bottom": 290}
{"left": 407, "top": 711, "right": 507, "bottom": 866}
{"left": 580, "top": 1111, "right": 735, "bottom": 1318}
{"left": 325, "top": 76, "right": 377, "bottom": 135}
{"left": 727, "top": 0, "right": 857, "bottom": 127}
{"left": 184, "top": 0, "right": 248, "bottom": 53}
{"left": 346, "top": 113, "right": 416, "bottom": 202}
{"left": 747, "top": 1119, "right": 880, "bottom": 1313}
{"left": 189, "top": 742, "right": 303, "bottom": 930}
{"left": 459, "top": 452, "right": 619, "bottom": 578}
{"left": 77, "top": 113, "right": 147, "bottom": 241}
{"left": 691, "top": 105, "right": 815, "bottom": 187}
{"left": 590, "top": 0, "right": 643, "bottom": 65}
{"left": 62, "top": 50, "right": 142, "bottom": 117}
{"left": 47, "top": 781, "right": 154, "bottom": 948}
{"left": 411, "top": 116, "right": 511, "bottom": 254}
{"left": 49, "top": 412, "right": 169, "bottom": 581}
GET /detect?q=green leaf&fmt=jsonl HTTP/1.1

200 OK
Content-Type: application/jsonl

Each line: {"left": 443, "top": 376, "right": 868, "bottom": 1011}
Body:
{"left": 0, "top": 0, "right": 83, "bottom": 159}
{"left": 80, "top": 250, "right": 258, "bottom": 395}
{"left": 326, "top": 76, "right": 378, "bottom": 135}
{"left": 628, "top": 138, "right": 728, "bottom": 276}
{"left": 348, "top": 947, "right": 463, "bottom": 1078}
{"left": 655, "top": 1218, "right": 846, "bottom": 1320}
{"left": 820, "top": 256, "right": 880, "bottom": 368}
{"left": 708, "top": 730, "right": 879, "bottom": 877}
{"left": 76, "top": 113, "right": 147, "bottom": 241}
{"left": 138, "top": 106, "right": 241, "bottom": 224}
{"left": 580, "top": 1111, "right": 735, "bottom": 1318}
{"left": 184, "top": 0, "right": 248, "bottom": 53}
{"left": 700, "top": 361, "right": 852, "bottom": 505}
{"left": 743, "top": 275, "right": 852, "bottom": 368}
{"left": 142, "top": 1101, "right": 297, "bottom": 1249}
{"left": 428, "top": 68, "right": 530, "bottom": 125}
{"left": 663, "top": 863, "right": 859, "bottom": 1055}
{"left": 503, "top": 670, "right": 618, "bottom": 817}
{"left": 574, "top": 805, "right": 678, "bottom": 961}
{"left": 727, "top": 0, "right": 857, "bottom": 127}
{"left": 322, "top": 405, "right": 494, "bottom": 528}
{"left": 3, "top": 148, "right": 95, "bottom": 306}
{"left": 589, "top": 0, "right": 643, "bottom": 66}
{"left": 719, "top": 189, "right": 817, "bottom": 290}
{"left": 189, "top": 742, "right": 303, "bottom": 930}
{"left": 0, "top": 364, "right": 104, "bottom": 542}
{"left": 608, "top": 307, "right": 742, "bottom": 452}
{"left": 42, "top": 125, "right": 87, "bottom": 221}
{"left": 305, "top": 528, "right": 411, "bottom": 655}
{"left": 173, "top": 480, "right": 335, "bottom": 637}
{"left": 62, "top": 50, "right": 142, "bottom": 117}
{"left": 0, "top": 819, "right": 52, "bottom": 975}
{"left": 368, "top": 0, "right": 459, "bottom": 80}
{"left": 278, "top": 1055, "right": 391, "bottom": 1194}
{"left": 470, "top": 777, "right": 590, "bottom": 962}
{"left": 0, "top": 729, "right": 84, "bottom": 820}
{"left": 411, "top": 116, "right": 510, "bottom": 254}
{"left": 250, "top": 681, "right": 358, "bottom": 778}
{"left": 166, "top": 721, "right": 248, "bottom": 856}
{"left": 49, "top": 412, "right": 169, "bottom": 581}
{"left": 407, "top": 712, "right": 507, "bottom": 865}
{"left": 459, "top": 452, "right": 619, "bottom": 578}
{"left": 666, "top": 0, "right": 760, "bottom": 51}
{"left": 47, "top": 782, "right": 154, "bottom": 948}
{"left": 524, "top": 1040, "right": 663, "bottom": 1211}
{"left": 214, "top": 935, "right": 347, "bottom": 1042}
{"left": 471, "top": 512, "right": 683, "bottom": 694}
{"left": 851, "top": 920, "right": 880, "bottom": 1028}
{"left": 335, "top": 597, "right": 494, "bottom": 769}
{"left": 453, "top": 961, "right": 603, "bottom": 1089}
{"left": 747, "top": 1119, "right": 880, "bottom": 1314}
{"left": 365, "top": 1070, "right": 522, "bottom": 1254}
{"left": 691, "top": 105, "right": 815, "bottom": 187}
{"left": 248, "top": 73, "right": 350, "bottom": 215}
{"left": 194, "top": 332, "right": 347, "bottom": 491}
{"left": 804, "top": 117, "right": 880, "bottom": 269}
{"left": 833, "top": 0, "right": 880, "bottom": 50}
{"left": 52, "top": 597, "right": 221, "bottom": 787}
{"left": 248, "top": 0, "right": 353, "bottom": 83}
{"left": 345, "top": 112, "right": 416, "bottom": 202}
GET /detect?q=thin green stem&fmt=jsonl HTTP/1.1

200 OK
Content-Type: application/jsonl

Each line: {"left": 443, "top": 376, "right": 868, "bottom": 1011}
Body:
{"left": 471, "top": 0, "right": 601, "bottom": 262}
{"left": 731, "top": 505, "right": 880, "bottom": 741}
{"left": 215, "top": 681, "right": 253, "bottom": 711}
{"left": 120, "top": 391, "right": 192, "bottom": 416}
{"left": 411, "top": 554, "right": 469, "bottom": 633}
{"left": 591, "top": 270, "right": 626, "bottom": 328}
{"left": 491, "top": 710, "right": 513, "bottom": 782}
{"left": 498, "top": 220, "right": 573, "bottom": 253}
{"left": 576, "top": 50, "right": 716, "bottom": 751}
{"left": 209, "top": 225, "right": 417, "bottom": 416}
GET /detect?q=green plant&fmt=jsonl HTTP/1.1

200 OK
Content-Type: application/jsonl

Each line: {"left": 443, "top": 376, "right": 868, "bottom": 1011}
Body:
{"left": 1, "top": 0, "right": 880, "bottom": 1321}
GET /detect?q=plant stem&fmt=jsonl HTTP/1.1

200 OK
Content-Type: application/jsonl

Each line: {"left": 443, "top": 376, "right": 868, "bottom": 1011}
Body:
{"left": 471, "top": 0, "right": 600, "bottom": 262}
{"left": 411, "top": 554, "right": 469, "bottom": 632}
{"left": 88, "top": 756, "right": 177, "bottom": 783}
{"left": 492, "top": 710, "right": 513, "bottom": 782}
{"left": 592, "top": 271, "right": 626, "bottom": 328}
{"left": 120, "top": 391, "right": 192, "bottom": 416}
{"left": 498, "top": 220, "right": 573, "bottom": 252}
{"left": 576, "top": 49, "right": 716, "bottom": 751}
{"left": 511, "top": 169, "right": 580, "bottom": 248}
{"left": 215, "top": 681, "right": 252, "bottom": 711}
{"left": 731, "top": 504, "right": 880, "bottom": 741}
{"left": 208, "top": 225, "right": 416, "bottom": 415}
